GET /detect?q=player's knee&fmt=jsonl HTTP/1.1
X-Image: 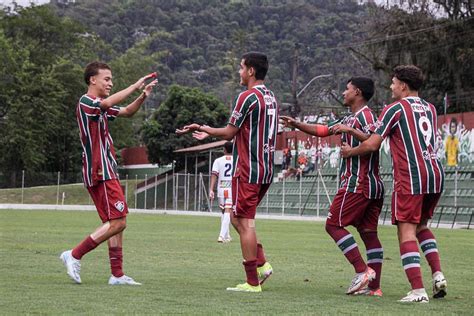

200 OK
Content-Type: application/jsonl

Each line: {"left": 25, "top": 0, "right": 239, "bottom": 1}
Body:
{"left": 110, "top": 219, "right": 127, "bottom": 233}
{"left": 325, "top": 222, "right": 336, "bottom": 234}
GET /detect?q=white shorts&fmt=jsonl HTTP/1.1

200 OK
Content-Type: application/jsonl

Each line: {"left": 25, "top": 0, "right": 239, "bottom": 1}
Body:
{"left": 218, "top": 188, "right": 232, "bottom": 210}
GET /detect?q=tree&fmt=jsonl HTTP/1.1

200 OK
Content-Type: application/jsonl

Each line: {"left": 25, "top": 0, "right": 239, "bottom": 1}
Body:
{"left": 142, "top": 85, "right": 228, "bottom": 169}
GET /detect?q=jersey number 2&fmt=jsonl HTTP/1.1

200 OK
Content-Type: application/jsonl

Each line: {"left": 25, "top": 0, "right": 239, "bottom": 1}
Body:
{"left": 224, "top": 163, "right": 232, "bottom": 177}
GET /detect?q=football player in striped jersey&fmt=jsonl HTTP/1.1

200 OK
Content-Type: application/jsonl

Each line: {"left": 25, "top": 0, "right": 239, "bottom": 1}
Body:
{"left": 342, "top": 65, "right": 446, "bottom": 303}
{"left": 281, "top": 77, "right": 384, "bottom": 297}
{"left": 177, "top": 52, "right": 276, "bottom": 293}
{"left": 60, "top": 62, "right": 157, "bottom": 285}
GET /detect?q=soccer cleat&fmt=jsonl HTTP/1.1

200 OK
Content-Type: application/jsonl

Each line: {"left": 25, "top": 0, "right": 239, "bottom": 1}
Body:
{"left": 226, "top": 282, "right": 262, "bottom": 293}
{"left": 60, "top": 250, "right": 81, "bottom": 284}
{"left": 346, "top": 267, "right": 376, "bottom": 294}
{"left": 217, "top": 236, "right": 225, "bottom": 243}
{"left": 108, "top": 275, "right": 142, "bottom": 285}
{"left": 257, "top": 262, "right": 273, "bottom": 285}
{"left": 398, "top": 289, "right": 429, "bottom": 303}
{"left": 432, "top": 271, "right": 447, "bottom": 298}
{"left": 225, "top": 236, "right": 232, "bottom": 243}
{"left": 352, "top": 287, "right": 383, "bottom": 297}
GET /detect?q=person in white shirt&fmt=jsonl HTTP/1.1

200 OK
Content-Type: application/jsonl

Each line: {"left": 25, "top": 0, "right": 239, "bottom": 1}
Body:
{"left": 209, "top": 141, "right": 234, "bottom": 243}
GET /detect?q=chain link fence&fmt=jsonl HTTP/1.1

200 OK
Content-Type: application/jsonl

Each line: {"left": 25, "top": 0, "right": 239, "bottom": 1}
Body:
{"left": 0, "top": 167, "right": 472, "bottom": 228}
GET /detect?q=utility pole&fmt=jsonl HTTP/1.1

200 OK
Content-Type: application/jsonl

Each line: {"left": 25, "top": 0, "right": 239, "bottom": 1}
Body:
{"left": 291, "top": 43, "right": 300, "bottom": 167}
{"left": 291, "top": 43, "right": 300, "bottom": 118}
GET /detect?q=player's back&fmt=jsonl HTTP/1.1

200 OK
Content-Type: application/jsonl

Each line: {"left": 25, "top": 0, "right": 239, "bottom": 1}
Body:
{"left": 377, "top": 97, "right": 444, "bottom": 194}
{"left": 212, "top": 155, "right": 233, "bottom": 198}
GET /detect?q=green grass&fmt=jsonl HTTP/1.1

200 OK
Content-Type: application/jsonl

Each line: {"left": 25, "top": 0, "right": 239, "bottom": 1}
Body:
{"left": 0, "top": 210, "right": 472, "bottom": 315}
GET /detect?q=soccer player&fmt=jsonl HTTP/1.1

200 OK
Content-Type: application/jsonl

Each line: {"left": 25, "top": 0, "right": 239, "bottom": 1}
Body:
{"left": 341, "top": 65, "right": 447, "bottom": 303}
{"left": 60, "top": 61, "right": 158, "bottom": 285}
{"left": 280, "top": 77, "right": 385, "bottom": 296}
{"left": 176, "top": 52, "right": 276, "bottom": 293}
{"left": 210, "top": 141, "right": 234, "bottom": 243}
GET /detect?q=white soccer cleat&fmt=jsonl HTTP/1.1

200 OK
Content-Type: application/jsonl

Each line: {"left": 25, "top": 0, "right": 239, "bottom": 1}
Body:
{"left": 60, "top": 250, "right": 81, "bottom": 284}
{"left": 217, "top": 236, "right": 225, "bottom": 243}
{"left": 108, "top": 275, "right": 142, "bottom": 285}
{"left": 225, "top": 236, "right": 232, "bottom": 243}
{"left": 432, "top": 271, "right": 447, "bottom": 298}
{"left": 346, "top": 267, "right": 375, "bottom": 294}
{"left": 398, "top": 288, "right": 429, "bottom": 303}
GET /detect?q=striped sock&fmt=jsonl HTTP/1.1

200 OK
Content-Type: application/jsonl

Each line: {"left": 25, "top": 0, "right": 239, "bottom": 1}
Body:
{"left": 360, "top": 231, "right": 383, "bottom": 289}
{"left": 326, "top": 224, "right": 366, "bottom": 273}
{"left": 400, "top": 240, "right": 424, "bottom": 290}
{"left": 417, "top": 229, "right": 442, "bottom": 274}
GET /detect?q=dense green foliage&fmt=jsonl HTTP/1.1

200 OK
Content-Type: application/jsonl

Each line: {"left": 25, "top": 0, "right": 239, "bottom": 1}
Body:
{"left": 0, "top": 1, "right": 471, "bottom": 185}
{"left": 142, "top": 85, "right": 229, "bottom": 168}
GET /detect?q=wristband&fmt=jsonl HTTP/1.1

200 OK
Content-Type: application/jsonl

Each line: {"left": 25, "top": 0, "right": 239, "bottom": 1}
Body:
{"left": 315, "top": 125, "right": 329, "bottom": 137}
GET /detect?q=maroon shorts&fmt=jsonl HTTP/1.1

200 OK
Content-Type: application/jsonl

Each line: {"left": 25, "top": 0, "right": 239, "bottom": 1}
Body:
{"left": 327, "top": 189, "right": 383, "bottom": 231}
{"left": 87, "top": 179, "right": 128, "bottom": 223}
{"left": 232, "top": 177, "right": 270, "bottom": 219}
{"left": 391, "top": 192, "right": 441, "bottom": 224}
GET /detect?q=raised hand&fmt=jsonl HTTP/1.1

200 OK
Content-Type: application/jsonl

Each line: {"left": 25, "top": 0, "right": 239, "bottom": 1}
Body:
{"left": 143, "top": 79, "right": 158, "bottom": 96}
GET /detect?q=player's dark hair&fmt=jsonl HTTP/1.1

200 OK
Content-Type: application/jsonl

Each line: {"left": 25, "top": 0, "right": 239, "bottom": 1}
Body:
{"left": 242, "top": 52, "right": 268, "bottom": 80}
{"left": 347, "top": 77, "right": 374, "bottom": 102}
{"left": 223, "top": 141, "right": 233, "bottom": 154}
{"left": 392, "top": 65, "right": 424, "bottom": 91}
{"left": 84, "top": 61, "right": 111, "bottom": 85}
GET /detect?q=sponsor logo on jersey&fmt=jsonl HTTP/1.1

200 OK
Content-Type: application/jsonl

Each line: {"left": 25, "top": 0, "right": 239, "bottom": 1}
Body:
{"left": 411, "top": 103, "right": 429, "bottom": 113}
{"left": 264, "top": 95, "right": 274, "bottom": 105}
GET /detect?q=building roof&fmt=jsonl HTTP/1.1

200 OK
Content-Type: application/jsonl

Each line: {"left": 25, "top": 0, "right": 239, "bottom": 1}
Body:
{"left": 174, "top": 140, "right": 227, "bottom": 154}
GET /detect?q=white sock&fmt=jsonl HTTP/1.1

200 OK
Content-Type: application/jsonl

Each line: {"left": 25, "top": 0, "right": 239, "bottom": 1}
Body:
{"left": 222, "top": 212, "right": 231, "bottom": 239}
{"left": 219, "top": 213, "right": 227, "bottom": 238}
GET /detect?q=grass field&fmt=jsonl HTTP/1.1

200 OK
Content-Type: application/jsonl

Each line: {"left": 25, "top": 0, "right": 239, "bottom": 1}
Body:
{"left": 0, "top": 209, "right": 473, "bottom": 315}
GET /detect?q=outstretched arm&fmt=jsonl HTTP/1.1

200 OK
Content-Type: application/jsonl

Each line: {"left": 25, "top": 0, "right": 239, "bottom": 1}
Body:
{"left": 341, "top": 133, "right": 383, "bottom": 158}
{"left": 176, "top": 124, "right": 239, "bottom": 141}
{"left": 100, "top": 72, "right": 157, "bottom": 111}
{"left": 280, "top": 116, "right": 331, "bottom": 137}
{"left": 331, "top": 124, "right": 370, "bottom": 142}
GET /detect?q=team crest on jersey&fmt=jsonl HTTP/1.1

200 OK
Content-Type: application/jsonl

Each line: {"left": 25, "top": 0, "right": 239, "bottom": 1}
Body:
{"left": 264, "top": 95, "right": 274, "bottom": 105}
{"left": 114, "top": 201, "right": 125, "bottom": 212}
{"left": 231, "top": 111, "right": 243, "bottom": 121}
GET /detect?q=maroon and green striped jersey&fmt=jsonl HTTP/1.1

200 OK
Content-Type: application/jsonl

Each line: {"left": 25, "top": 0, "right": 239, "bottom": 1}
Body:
{"left": 76, "top": 94, "right": 120, "bottom": 187}
{"left": 328, "top": 106, "right": 384, "bottom": 199}
{"left": 228, "top": 84, "right": 278, "bottom": 184}
{"left": 372, "top": 97, "right": 444, "bottom": 194}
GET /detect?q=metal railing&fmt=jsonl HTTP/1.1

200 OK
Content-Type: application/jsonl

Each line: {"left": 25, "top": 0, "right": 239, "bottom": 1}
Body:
{"left": 1, "top": 167, "right": 472, "bottom": 229}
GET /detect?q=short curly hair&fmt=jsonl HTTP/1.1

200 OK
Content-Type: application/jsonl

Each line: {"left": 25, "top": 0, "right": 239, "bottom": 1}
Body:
{"left": 392, "top": 65, "right": 424, "bottom": 91}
